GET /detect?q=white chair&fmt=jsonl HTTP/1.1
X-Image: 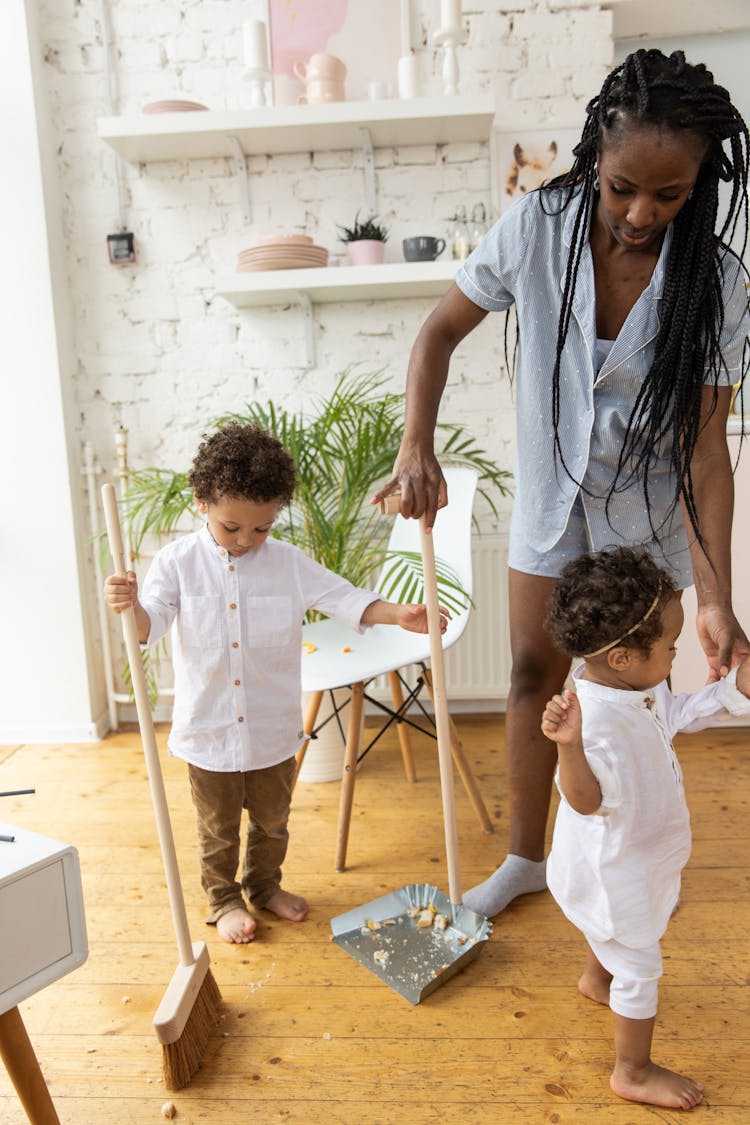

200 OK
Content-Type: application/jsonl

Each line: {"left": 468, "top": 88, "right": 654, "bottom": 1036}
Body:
{"left": 295, "top": 466, "right": 494, "bottom": 871}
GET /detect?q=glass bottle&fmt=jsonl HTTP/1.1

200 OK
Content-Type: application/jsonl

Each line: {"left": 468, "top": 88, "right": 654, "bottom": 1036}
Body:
{"left": 469, "top": 202, "right": 487, "bottom": 252}
{"left": 451, "top": 205, "right": 470, "bottom": 260}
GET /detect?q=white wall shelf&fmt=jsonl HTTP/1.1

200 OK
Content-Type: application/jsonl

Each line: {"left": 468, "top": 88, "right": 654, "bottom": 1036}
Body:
{"left": 216, "top": 259, "right": 461, "bottom": 308}
{"left": 97, "top": 95, "right": 496, "bottom": 162}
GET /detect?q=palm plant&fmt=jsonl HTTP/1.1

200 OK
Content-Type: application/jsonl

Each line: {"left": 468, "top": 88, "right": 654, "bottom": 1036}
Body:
{"left": 119, "top": 369, "right": 512, "bottom": 611}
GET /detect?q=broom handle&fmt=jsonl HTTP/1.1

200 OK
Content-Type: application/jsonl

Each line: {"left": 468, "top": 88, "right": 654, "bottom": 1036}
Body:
{"left": 419, "top": 517, "right": 463, "bottom": 906}
{"left": 101, "top": 484, "right": 196, "bottom": 967}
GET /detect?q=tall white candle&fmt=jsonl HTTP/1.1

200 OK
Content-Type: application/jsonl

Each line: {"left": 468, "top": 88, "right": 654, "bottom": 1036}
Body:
{"left": 243, "top": 19, "right": 268, "bottom": 71}
{"left": 400, "top": 0, "right": 412, "bottom": 55}
{"left": 440, "top": 0, "right": 461, "bottom": 33}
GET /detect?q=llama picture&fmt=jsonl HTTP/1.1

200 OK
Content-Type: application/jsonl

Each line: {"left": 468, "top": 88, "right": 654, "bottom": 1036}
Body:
{"left": 492, "top": 127, "right": 580, "bottom": 216}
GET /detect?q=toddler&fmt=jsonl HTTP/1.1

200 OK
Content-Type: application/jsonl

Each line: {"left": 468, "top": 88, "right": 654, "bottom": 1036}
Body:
{"left": 542, "top": 546, "right": 750, "bottom": 1110}
{"left": 105, "top": 422, "right": 443, "bottom": 944}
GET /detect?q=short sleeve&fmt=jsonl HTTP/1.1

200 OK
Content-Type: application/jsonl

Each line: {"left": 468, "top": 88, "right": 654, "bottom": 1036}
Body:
{"left": 455, "top": 193, "right": 535, "bottom": 312}
{"left": 585, "top": 744, "right": 621, "bottom": 815}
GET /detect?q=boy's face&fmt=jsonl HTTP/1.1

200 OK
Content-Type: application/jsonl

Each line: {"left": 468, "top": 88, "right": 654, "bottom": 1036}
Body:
{"left": 196, "top": 494, "right": 280, "bottom": 557}
{"left": 618, "top": 595, "right": 684, "bottom": 691}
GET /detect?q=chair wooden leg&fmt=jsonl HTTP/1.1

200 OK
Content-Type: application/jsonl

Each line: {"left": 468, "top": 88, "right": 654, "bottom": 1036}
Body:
{"left": 292, "top": 689, "right": 324, "bottom": 790}
{"left": 423, "top": 668, "right": 494, "bottom": 834}
{"left": 388, "top": 671, "right": 416, "bottom": 782}
{"left": 0, "top": 1006, "right": 60, "bottom": 1125}
{"left": 335, "top": 681, "right": 364, "bottom": 872}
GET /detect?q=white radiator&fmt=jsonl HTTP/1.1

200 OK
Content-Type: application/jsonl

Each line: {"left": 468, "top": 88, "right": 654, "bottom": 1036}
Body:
{"left": 368, "top": 532, "right": 511, "bottom": 712}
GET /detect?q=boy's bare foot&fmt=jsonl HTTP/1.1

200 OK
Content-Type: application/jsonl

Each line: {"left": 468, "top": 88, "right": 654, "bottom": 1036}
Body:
{"left": 611, "top": 1062, "right": 704, "bottom": 1109}
{"left": 578, "top": 967, "right": 611, "bottom": 1005}
{"left": 263, "top": 888, "right": 309, "bottom": 921}
{"left": 216, "top": 907, "right": 257, "bottom": 944}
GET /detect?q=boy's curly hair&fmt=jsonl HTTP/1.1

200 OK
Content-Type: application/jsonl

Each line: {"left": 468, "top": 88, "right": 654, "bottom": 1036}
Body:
{"left": 546, "top": 547, "right": 677, "bottom": 658}
{"left": 188, "top": 422, "right": 296, "bottom": 506}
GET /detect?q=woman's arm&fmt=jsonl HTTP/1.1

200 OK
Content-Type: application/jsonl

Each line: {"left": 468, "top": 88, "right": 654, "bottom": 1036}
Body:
{"left": 684, "top": 384, "right": 750, "bottom": 679}
{"left": 371, "top": 285, "right": 488, "bottom": 528}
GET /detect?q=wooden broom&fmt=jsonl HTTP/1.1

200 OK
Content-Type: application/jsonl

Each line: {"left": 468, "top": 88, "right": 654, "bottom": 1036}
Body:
{"left": 102, "top": 483, "right": 222, "bottom": 1090}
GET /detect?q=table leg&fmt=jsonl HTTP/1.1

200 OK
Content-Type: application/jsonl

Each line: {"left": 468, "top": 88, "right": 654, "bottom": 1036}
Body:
{"left": 0, "top": 1006, "right": 60, "bottom": 1124}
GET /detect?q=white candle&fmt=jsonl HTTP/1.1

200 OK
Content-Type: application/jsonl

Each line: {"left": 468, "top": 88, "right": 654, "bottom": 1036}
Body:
{"left": 243, "top": 19, "right": 268, "bottom": 71}
{"left": 440, "top": 0, "right": 461, "bottom": 33}
{"left": 400, "top": 0, "right": 412, "bottom": 55}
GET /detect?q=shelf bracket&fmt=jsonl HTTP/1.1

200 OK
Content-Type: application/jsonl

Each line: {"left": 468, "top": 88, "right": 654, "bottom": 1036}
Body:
{"left": 358, "top": 127, "right": 377, "bottom": 217}
{"left": 226, "top": 134, "right": 251, "bottom": 224}
{"left": 296, "top": 291, "right": 315, "bottom": 368}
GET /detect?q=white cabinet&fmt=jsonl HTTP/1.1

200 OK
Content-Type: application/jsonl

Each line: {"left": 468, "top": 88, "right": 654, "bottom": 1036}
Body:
{"left": 0, "top": 823, "right": 87, "bottom": 1014}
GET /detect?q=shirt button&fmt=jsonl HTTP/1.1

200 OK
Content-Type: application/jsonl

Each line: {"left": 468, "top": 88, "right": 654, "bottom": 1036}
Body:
{"left": 234, "top": 679, "right": 240, "bottom": 686}
{"left": 229, "top": 565, "right": 235, "bottom": 572}
{"left": 232, "top": 642, "right": 239, "bottom": 649}
{"left": 220, "top": 550, "right": 226, "bottom": 557}
{"left": 238, "top": 716, "right": 244, "bottom": 723}
{"left": 229, "top": 602, "right": 237, "bottom": 610}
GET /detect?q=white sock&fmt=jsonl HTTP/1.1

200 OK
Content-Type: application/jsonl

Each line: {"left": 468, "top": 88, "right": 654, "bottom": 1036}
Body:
{"left": 462, "top": 854, "right": 547, "bottom": 917}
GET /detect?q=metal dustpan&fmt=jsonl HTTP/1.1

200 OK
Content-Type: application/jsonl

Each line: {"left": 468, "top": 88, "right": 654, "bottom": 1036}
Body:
{"left": 331, "top": 506, "right": 491, "bottom": 1003}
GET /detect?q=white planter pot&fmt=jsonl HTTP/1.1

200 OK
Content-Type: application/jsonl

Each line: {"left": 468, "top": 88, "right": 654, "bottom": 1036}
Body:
{"left": 298, "top": 689, "right": 364, "bottom": 783}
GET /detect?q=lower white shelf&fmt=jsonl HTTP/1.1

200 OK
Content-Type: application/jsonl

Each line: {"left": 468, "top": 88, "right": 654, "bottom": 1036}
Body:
{"left": 216, "top": 259, "right": 462, "bottom": 307}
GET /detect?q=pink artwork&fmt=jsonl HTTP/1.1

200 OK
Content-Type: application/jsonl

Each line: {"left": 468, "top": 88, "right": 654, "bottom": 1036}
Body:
{"left": 269, "top": 0, "right": 401, "bottom": 103}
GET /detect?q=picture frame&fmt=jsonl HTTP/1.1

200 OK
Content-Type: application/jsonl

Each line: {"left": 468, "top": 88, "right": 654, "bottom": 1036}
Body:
{"left": 490, "top": 125, "right": 581, "bottom": 218}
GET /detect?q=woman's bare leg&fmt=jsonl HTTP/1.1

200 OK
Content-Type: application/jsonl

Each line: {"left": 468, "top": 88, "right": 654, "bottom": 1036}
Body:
{"left": 463, "top": 570, "right": 571, "bottom": 916}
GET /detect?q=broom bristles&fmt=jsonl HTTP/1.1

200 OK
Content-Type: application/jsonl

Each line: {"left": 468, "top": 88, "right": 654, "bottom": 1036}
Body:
{"left": 161, "top": 968, "right": 222, "bottom": 1091}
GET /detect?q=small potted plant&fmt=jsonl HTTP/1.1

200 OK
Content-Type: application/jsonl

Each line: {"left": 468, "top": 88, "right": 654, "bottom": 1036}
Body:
{"left": 337, "top": 212, "right": 390, "bottom": 265}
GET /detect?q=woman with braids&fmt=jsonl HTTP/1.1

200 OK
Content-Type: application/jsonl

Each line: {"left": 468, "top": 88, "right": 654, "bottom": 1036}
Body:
{"left": 372, "top": 49, "right": 750, "bottom": 918}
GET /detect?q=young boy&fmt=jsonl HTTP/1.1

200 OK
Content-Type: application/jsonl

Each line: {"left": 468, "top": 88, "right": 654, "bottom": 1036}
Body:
{"left": 104, "top": 422, "right": 443, "bottom": 945}
{"left": 541, "top": 546, "right": 750, "bottom": 1111}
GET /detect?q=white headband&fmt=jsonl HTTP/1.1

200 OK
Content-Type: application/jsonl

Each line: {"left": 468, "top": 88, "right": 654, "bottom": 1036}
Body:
{"left": 583, "top": 585, "right": 663, "bottom": 660}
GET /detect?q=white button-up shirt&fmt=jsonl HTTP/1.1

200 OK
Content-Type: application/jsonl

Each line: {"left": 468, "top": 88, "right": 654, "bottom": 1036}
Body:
{"left": 457, "top": 188, "right": 749, "bottom": 556}
{"left": 140, "top": 527, "right": 380, "bottom": 772}
{"left": 547, "top": 664, "right": 750, "bottom": 948}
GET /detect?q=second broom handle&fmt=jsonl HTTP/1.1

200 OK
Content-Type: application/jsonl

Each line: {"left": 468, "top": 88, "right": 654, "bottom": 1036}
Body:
{"left": 101, "top": 483, "right": 195, "bottom": 967}
{"left": 419, "top": 518, "right": 462, "bottom": 906}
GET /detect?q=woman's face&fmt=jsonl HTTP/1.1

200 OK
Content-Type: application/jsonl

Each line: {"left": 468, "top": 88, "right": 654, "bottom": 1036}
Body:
{"left": 595, "top": 122, "right": 707, "bottom": 253}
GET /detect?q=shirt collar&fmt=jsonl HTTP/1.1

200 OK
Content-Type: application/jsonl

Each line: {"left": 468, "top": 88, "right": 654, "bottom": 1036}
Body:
{"left": 572, "top": 662, "right": 661, "bottom": 708}
{"left": 201, "top": 522, "right": 232, "bottom": 561}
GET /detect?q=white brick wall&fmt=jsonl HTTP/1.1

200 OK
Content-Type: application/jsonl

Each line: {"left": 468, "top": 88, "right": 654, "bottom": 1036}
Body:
{"left": 36, "top": 0, "right": 613, "bottom": 654}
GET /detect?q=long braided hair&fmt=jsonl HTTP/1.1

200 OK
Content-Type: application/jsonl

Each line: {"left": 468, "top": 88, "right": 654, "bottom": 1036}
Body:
{"left": 541, "top": 49, "right": 749, "bottom": 548}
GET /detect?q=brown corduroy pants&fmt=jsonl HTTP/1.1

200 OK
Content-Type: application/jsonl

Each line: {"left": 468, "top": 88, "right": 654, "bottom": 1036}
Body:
{"left": 187, "top": 756, "right": 296, "bottom": 923}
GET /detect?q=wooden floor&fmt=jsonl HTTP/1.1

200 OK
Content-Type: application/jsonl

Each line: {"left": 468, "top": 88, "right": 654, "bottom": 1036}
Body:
{"left": 0, "top": 714, "right": 748, "bottom": 1124}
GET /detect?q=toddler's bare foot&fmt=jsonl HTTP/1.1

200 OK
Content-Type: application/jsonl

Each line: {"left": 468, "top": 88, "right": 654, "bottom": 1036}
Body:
{"left": 611, "top": 1062, "right": 704, "bottom": 1109}
{"left": 216, "top": 907, "right": 256, "bottom": 944}
{"left": 578, "top": 967, "right": 611, "bottom": 1005}
{"left": 263, "top": 888, "right": 308, "bottom": 921}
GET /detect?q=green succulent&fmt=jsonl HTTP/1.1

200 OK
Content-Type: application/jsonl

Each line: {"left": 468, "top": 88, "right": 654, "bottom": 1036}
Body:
{"left": 336, "top": 212, "right": 390, "bottom": 243}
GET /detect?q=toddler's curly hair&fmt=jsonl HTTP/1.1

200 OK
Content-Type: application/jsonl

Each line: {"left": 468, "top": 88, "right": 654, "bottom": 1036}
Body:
{"left": 188, "top": 421, "right": 297, "bottom": 506}
{"left": 546, "top": 547, "right": 677, "bottom": 658}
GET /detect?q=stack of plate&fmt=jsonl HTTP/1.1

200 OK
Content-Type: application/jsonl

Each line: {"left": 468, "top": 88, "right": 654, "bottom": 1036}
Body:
{"left": 237, "top": 234, "right": 329, "bottom": 272}
{"left": 142, "top": 99, "right": 209, "bottom": 114}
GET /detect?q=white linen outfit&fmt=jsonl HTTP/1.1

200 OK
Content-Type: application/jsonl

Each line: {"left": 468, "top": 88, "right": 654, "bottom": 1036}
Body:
{"left": 139, "top": 526, "right": 381, "bottom": 919}
{"left": 456, "top": 189, "right": 749, "bottom": 583}
{"left": 141, "top": 526, "right": 380, "bottom": 771}
{"left": 547, "top": 665, "right": 750, "bottom": 1018}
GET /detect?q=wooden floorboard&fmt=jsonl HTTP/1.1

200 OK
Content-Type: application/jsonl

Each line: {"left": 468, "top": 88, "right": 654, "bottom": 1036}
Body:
{"left": 0, "top": 716, "right": 748, "bottom": 1123}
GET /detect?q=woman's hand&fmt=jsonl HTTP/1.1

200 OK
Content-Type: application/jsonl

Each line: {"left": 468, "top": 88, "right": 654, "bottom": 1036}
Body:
{"left": 695, "top": 603, "right": 750, "bottom": 681}
{"left": 371, "top": 449, "right": 447, "bottom": 529}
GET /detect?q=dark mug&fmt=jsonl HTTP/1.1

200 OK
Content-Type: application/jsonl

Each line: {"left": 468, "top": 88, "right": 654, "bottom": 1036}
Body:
{"left": 402, "top": 235, "right": 446, "bottom": 262}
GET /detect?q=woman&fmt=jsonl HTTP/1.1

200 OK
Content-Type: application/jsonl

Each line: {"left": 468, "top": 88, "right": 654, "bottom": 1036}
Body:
{"left": 373, "top": 50, "right": 750, "bottom": 917}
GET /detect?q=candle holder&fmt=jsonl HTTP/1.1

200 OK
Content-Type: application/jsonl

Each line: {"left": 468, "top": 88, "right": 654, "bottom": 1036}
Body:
{"left": 244, "top": 66, "right": 272, "bottom": 108}
{"left": 432, "top": 27, "right": 466, "bottom": 97}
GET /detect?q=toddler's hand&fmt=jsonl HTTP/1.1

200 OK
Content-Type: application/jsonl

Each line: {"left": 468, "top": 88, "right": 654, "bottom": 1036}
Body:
{"left": 103, "top": 571, "right": 138, "bottom": 614}
{"left": 397, "top": 603, "right": 449, "bottom": 635}
{"left": 541, "top": 689, "right": 581, "bottom": 746}
{"left": 736, "top": 656, "right": 750, "bottom": 700}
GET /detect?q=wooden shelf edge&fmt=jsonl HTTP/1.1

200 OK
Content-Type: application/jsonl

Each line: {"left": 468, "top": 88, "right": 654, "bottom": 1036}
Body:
{"left": 214, "top": 260, "right": 462, "bottom": 307}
